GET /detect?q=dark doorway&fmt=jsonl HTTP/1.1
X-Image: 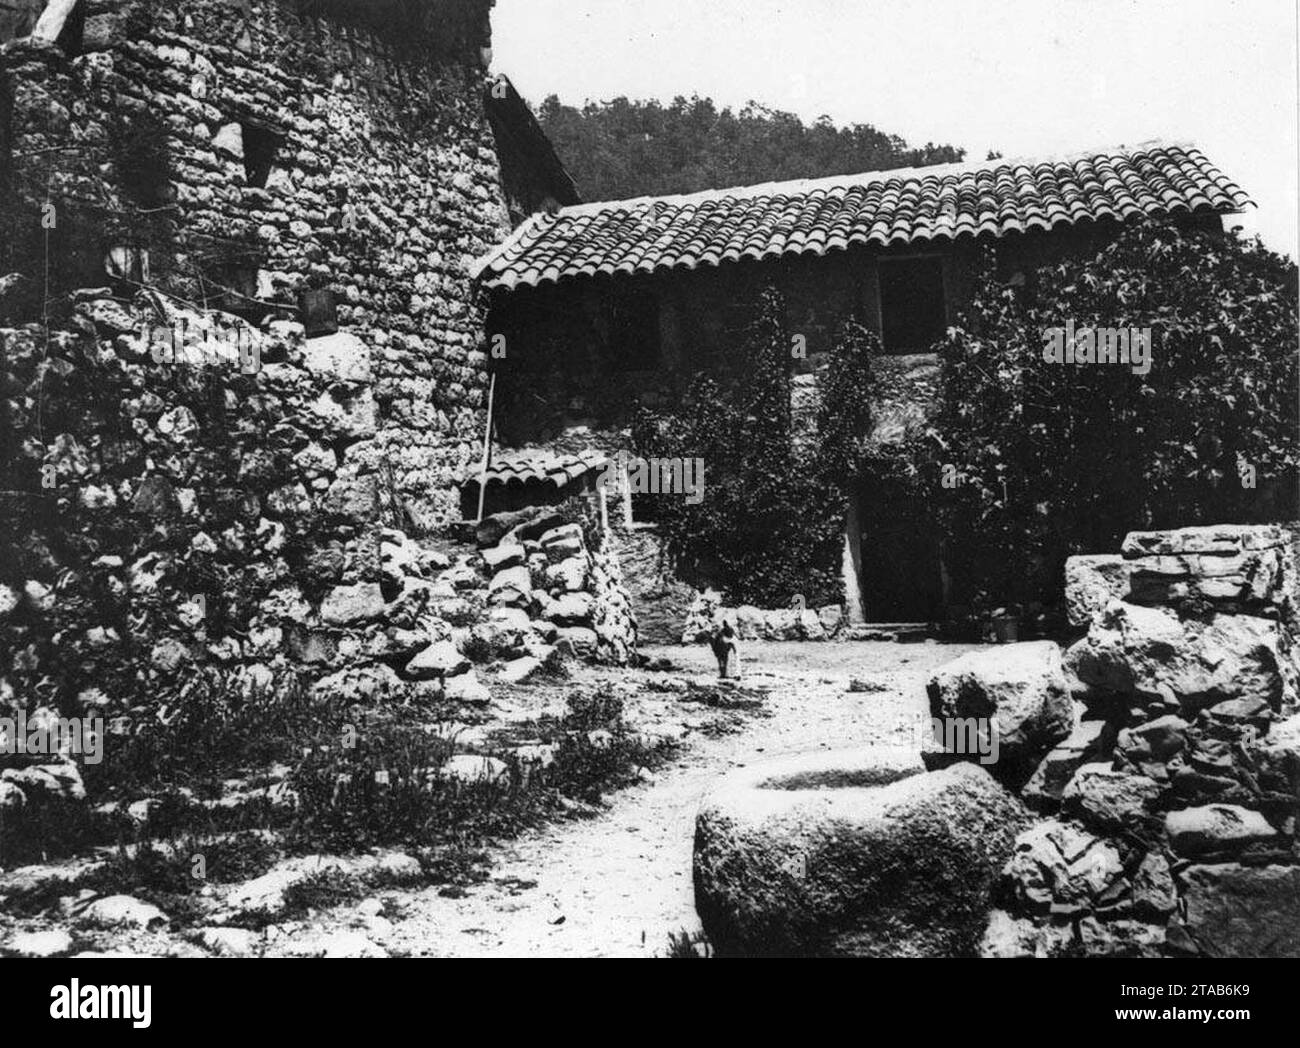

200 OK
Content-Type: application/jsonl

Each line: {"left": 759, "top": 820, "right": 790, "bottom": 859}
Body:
{"left": 878, "top": 256, "right": 947, "bottom": 353}
{"left": 856, "top": 482, "right": 944, "bottom": 622}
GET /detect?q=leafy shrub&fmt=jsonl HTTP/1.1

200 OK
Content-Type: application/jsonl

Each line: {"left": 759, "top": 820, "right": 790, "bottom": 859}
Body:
{"left": 558, "top": 493, "right": 605, "bottom": 552}
{"left": 662, "top": 929, "right": 714, "bottom": 958}
{"left": 286, "top": 685, "right": 673, "bottom": 855}
{"left": 632, "top": 287, "right": 864, "bottom": 606}
{"left": 86, "top": 668, "right": 331, "bottom": 799}
{"left": 925, "top": 224, "right": 1300, "bottom": 610}
{"left": 286, "top": 706, "right": 523, "bottom": 855}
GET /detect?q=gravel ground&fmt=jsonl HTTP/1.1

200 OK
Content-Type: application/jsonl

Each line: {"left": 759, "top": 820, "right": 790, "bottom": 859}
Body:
{"left": 307, "top": 639, "right": 987, "bottom": 958}
{"left": 0, "top": 640, "right": 987, "bottom": 959}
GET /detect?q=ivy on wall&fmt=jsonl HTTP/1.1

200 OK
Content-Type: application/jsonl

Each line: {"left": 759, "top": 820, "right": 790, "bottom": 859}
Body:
{"left": 632, "top": 287, "right": 878, "bottom": 608}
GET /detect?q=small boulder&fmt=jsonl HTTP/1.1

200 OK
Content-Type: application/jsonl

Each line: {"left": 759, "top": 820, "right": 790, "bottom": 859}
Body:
{"left": 468, "top": 607, "right": 531, "bottom": 660}
{"left": 497, "top": 655, "right": 544, "bottom": 685}
{"left": 816, "top": 605, "right": 844, "bottom": 637}
{"left": 443, "top": 670, "right": 491, "bottom": 705}
{"left": 978, "top": 910, "right": 1074, "bottom": 958}
{"left": 482, "top": 543, "right": 526, "bottom": 572}
{"left": 437, "top": 755, "right": 510, "bottom": 787}
{"left": 1, "top": 763, "right": 86, "bottom": 804}
{"left": 555, "top": 627, "right": 597, "bottom": 659}
{"left": 488, "top": 566, "right": 531, "bottom": 608}
{"left": 1131, "top": 851, "right": 1178, "bottom": 919}
{"left": 925, "top": 641, "right": 1074, "bottom": 785}
{"left": 544, "top": 555, "right": 589, "bottom": 592}
{"left": 404, "top": 641, "right": 471, "bottom": 681}
{"left": 1165, "top": 804, "right": 1277, "bottom": 858}
{"left": 1000, "top": 819, "right": 1124, "bottom": 919}
{"left": 1255, "top": 713, "right": 1300, "bottom": 798}
{"left": 543, "top": 592, "right": 594, "bottom": 626}
{"left": 1022, "top": 719, "right": 1111, "bottom": 812}
{"left": 796, "top": 610, "right": 826, "bottom": 641}
{"left": 197, "top": 926, "right": 262, "bottom": 958}
{"left": 0, "top": 780, "right": 25, "bottom": 811}
{"left": 320, "top": 582, "right": 387, "bottom": 626}
{"left": 539, "top": 523, "right": 585, "bottom": 562}
{"left": 1078, "top": 917, "right": 1166, "bottom": 958}
{"left": 1065, "top": 601, "right": 1298, "bottom": 714}
{"left": 312, "top": 664, "right": 402, "bottom": 703}
{"left": 3, "top": 928, "right": 74, "bottom": 958}
{"left": 1064, "top": 554, "right": 1130, "bottom": 628}
{"left": 80, "top": 895, "right": 168, "bottom": 930}
{"left": 1061, "top": 764, "right": 1162, "bottom": 832}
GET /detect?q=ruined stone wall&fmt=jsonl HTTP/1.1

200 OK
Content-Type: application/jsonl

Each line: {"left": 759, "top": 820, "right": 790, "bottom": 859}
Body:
{"left": 980, "top": 524, "right": 1300, "bottom": 957}
{"left": 3, "top": 0, "right": 521, "bottom": 527}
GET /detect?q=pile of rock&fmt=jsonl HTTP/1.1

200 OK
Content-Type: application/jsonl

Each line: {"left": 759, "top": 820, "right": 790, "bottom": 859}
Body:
{"left": 956, "top": 524, "right": 1300, "bottom": 958}
{"left": 473, "top": 506, "right": 637, "bottom": 669}
{"left": 681, "top": 589, "right": 844, "bottom": 644}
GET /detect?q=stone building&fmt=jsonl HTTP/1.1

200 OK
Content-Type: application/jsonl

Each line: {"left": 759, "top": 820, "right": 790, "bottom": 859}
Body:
{"left": 2, "top": 0, "right": 578, "bottom": 529}
{"left": 473, "top": 144, "right": 1254, "bottom": 633}
{"left": 0, "top": 1, "right": 635, "bottom": 744}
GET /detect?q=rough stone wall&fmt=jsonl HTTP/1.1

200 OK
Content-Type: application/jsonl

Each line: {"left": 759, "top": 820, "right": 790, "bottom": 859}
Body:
{"left": 610, "top": 524, "right": 695, "bottom": 647}
{"left": 680, "top": 589, "right": 844, "bottom": 645}
{"left": 471, "top": 507, "right": 637, "bottom": 666}
{"left": 0, "top": 298, "right": 483, "bottom": 738}
{"left": 2, "top": 0, "right": 522, "bottom": 527}
{"left": 982, "top": 524, "right": 1300, "bottom": 957}
{"left": 0, "top": 1, "right": 612, "bottom": 792}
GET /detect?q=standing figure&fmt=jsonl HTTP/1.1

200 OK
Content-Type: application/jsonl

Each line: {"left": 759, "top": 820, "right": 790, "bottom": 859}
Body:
{"left": 710, "top": 617, "right": 740, "bottom": 679}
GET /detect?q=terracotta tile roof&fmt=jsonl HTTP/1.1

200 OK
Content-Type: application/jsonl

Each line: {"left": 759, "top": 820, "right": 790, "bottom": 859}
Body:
{"left": 473, "top": 142, "right": 1252, "bottom": 291}
{"left": 461, "top": 447, "right": 609, "bottom": 490}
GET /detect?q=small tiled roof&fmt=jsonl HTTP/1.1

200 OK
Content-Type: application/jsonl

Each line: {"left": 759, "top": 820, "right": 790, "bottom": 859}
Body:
{"left": 461, "top": 448, "right": 609, "bottom": 491}
{"left": 473, "top": 142, "right": 1251, "bottom": 291}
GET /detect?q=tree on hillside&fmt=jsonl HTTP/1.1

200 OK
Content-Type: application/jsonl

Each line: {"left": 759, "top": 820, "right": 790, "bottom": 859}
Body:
{"left": 536, "top": 95, "right": 965, "bottom": 201}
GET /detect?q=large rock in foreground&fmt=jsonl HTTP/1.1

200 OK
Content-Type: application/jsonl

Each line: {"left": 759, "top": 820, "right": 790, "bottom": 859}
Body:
{"left": 693, "top": 750, "right": 1031, "bottom": 957}
{"left": 925, "top": 641, "right": 1074, "bottom": 785}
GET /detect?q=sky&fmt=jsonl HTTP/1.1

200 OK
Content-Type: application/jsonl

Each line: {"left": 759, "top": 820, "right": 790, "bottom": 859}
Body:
{"left": 493, "top": 0, "right": 1299, "bottom": 259}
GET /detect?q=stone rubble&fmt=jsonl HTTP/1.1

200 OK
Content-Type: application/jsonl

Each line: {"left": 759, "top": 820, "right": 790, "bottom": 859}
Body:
{"left": 681, "top": 588, "right": 844, "bottom": 644}
{"left": 978, "top": 524, "right": 1300, "bottom": 958}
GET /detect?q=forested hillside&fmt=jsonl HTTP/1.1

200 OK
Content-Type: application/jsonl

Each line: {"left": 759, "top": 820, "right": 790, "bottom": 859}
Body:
{"left": 534, "top": 94, "right": 966, "bottom": 202}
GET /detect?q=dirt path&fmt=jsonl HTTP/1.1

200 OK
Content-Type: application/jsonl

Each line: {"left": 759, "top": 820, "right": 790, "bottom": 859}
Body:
{"left": 335, "top": 640, "right": 984, "bottom": 958}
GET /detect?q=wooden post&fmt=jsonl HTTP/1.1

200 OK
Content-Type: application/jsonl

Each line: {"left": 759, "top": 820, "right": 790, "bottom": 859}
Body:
{"left": 475, "top": 371, "right": 496, "bottom": 523}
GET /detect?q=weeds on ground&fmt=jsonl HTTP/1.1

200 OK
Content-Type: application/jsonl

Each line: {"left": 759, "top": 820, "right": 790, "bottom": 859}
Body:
{"left": 4, "top": 673, "right": 677, "bottom": 909}
{"left": 83, "top": 668, "right": 337, "bottom": 800}
{"left": 663, "top": 929, "right": 713, "bottom": 958}
{"left": 280, "top": 867, "right": 364, "bottom": 917}
{"left": 680, "top": 680, "right": 768, "bottom": 710}
{"left": 287, "top": 705, "right": 537, "bottom": 856}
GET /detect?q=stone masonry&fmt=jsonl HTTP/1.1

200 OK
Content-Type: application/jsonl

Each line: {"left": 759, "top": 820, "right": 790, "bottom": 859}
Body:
{"left": 0, "top": 2, "right": 629, "bottom": 840}
{"left": 977, "top": 524, "right": 1300, "bottom": 958}
{"left": 1, "top": 0, "right": 568, "bottom": 527}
